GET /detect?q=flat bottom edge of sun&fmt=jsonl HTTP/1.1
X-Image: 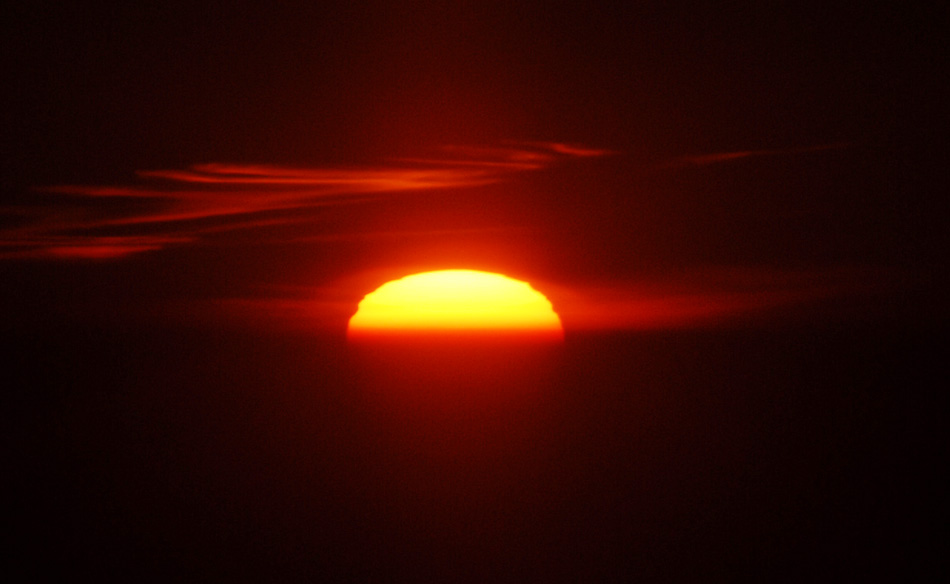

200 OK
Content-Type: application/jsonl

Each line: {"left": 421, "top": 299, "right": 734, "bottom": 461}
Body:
{"left": 347, "top": 269, "right": 564, "bottom": 343}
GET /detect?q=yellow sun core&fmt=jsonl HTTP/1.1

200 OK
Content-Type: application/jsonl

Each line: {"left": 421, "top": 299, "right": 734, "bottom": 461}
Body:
{"left": 348, "top": 270, "right": 563, "bottom": 340}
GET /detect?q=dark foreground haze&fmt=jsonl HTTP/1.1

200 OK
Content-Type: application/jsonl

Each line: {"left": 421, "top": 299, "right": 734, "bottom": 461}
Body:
{"left": 10, "top": 320, "right": 942, "bottom": 581}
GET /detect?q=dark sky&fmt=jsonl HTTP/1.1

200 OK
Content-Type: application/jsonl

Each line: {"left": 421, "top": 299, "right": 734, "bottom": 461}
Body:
{"left": 3, "top": 1, "right": 945, "bottom": 331}
{"left": 4, "top": 2, "right": 946, "bottom": 581}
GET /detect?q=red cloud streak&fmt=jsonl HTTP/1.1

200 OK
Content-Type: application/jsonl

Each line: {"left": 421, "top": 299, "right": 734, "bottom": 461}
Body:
{"left": 2, "top": 142, "right": 609, "bottom": 260}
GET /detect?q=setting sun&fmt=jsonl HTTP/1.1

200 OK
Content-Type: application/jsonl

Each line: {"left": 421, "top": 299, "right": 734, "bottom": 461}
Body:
{"left": 348, "top": 270, "right": 563, "bottom": 340}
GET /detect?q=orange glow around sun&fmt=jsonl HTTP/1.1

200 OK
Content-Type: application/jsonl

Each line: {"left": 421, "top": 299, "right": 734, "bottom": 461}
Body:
{"left": 348, "top": 270, "right": 563, "bottom": 341}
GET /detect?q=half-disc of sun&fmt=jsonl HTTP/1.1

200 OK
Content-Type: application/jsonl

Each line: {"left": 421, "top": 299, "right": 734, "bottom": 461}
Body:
{"left": 348, "top": 269, "right": 563, "bottom": 341}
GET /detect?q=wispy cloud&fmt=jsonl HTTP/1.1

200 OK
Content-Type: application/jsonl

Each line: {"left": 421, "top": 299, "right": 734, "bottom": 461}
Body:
{"left": 548, "top": 265, "right": 889, "bottom": 331}
{"left": 664, "top": 142, "right": 849, "bottom": 169}
{"left": 136, "top": 163, "right": 496, "bottom": 187}
{"left": 0, "top": 235, "right": 195, "bottom": 260}
{"left": 1, "top": 142, "right": 608, "bottom": 260}
{"left": 522, "top": 141, "right": 616, "bottom": 158}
